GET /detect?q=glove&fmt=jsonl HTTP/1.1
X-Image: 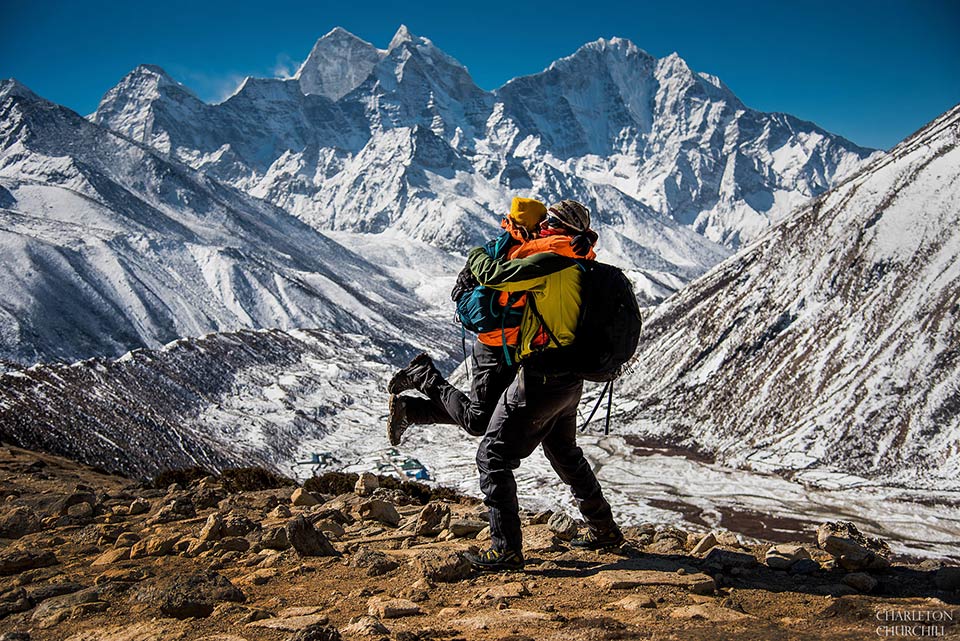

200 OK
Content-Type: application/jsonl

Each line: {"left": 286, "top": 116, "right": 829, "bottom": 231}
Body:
{"left": 450, "top": 265, "right": 479, "bottom": 302}
{"left": 570, "top": 228, "right": 599, "bottom": 256}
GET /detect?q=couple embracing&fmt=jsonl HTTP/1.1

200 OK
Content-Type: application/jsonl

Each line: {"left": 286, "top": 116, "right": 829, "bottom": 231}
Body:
{"left": 386, "top": 197, "right": 623, "bottom": 572}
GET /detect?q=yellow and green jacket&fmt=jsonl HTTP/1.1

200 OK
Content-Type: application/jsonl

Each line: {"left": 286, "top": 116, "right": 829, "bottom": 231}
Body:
{"left": 468, "top": 236, "right": 596, "bottom": 361}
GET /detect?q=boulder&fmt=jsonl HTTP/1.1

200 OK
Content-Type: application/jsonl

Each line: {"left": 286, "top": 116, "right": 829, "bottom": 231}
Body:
{"left": 448, "top": 518, "right": 486, "bottom": 537}
{"left": 765, "top": 544, "right": 811, "bottom": 570}
{"left": 789, "top": 558, "right": 821, "bottom": 575}
{"left": 817, "top": 522, "right": 890, "bottom": 570}
{"left": 91, "top": 548, "right": 130, "bottom": 566}
{"left": 354, "top": 473, "right": 379, "bottom": 497}
{"left": 348, "top": 547, "right": 399, "bottom": 577}
{"left": 608, "top": 594, "right": 656, "bottom": 610}
{"left": 413, "top": 550, "right": 472, "bottom": 583}
{"left": 286, "top": 516, "right": 338, "bottom": 557}
{"left": 114, "top": 532, "right": 140, "bottom": 548}
{"left": 0, "top": 547, "right": 57, "bottom": 576}
{"left": 591, "top": 570, "right": 715, "bottom": 595}
{"left": 128, "top": 498, "right": 151, "bottom": 515}
{"left": 357, "top": 500, "right": 400, "bottom": 527}
{"left": 145, "top": 534, "right": 179, "bottom": 557}
{"left": 260, "top": 526, "right": 291, "bottom": 551}
{"left": 152, "top": 572, "right": 245, "bottom": 619}
{"left": 547, "top": 512, "right": 578, "bottom": 540}
{"left": 314, "top": 519, "right": 345, "bottom": 539}
{"left": 291, "top": 488, "right": 321, "bottom": 507}
{"left": 199, "top": 514, "right": 224, "bottom": 542}
{"left": 269, "top": 504, "right": 292, "bottom": 519}
{"left": 477, "top": 581, "right": 530, "bottom": 601}
{"left": 0, "top": 506, "right": 42, "bottom": 539}
{"left": 414, "top": 502, "right": 450, "bottom": 536}
{"left": 51, "top": 488, "right": 97, "bottom": 516}
{"left": 523, "top": 525, "right": 564, "bottom": 554}
{"left": 703, "top": 547, "right": 759, "bottom": 570}
{"left": 690, "top": 532, "right": 719, "bottom": 556}
{"left": 148, "top": 498, "right": 196, "bottom": 525}
{"left": 343, "top": 615, "right": 389, "bottom": 636}
{"left": 67, "top": 502, "right": 94, "bottom": 519}
{"left": 31, "top": 586, "right": 100, "bottom": 622}
{"left": 221, "top": 515, "right": 258, "bottom": 537}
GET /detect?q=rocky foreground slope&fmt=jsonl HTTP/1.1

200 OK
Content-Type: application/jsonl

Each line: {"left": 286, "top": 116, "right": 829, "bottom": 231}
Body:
{"left": 0, "top": 446, "right": 957, "bottom": 641}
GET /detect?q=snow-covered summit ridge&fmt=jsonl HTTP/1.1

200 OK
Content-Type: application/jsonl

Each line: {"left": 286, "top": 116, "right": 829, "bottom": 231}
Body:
{"left": 90, "top": 26, "right": 878, "bottom": 256}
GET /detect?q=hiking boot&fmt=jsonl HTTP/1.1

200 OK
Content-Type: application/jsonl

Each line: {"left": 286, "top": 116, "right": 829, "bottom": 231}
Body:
{"left": 570, "top": 527, "right": 624, "bottom": 550}
{"left": 464, "top": 547, "right": 525, "bottom": 572}
{"left": 387, "top": 353, "right": 440, "bottom": 394}
{"left": 387, "top": 395, "right": 412, "bottom": 446}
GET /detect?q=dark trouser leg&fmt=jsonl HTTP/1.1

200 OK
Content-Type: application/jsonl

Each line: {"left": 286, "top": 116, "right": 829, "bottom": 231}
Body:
{"left": 421, "top": 341, "right": 517, "bottom": 437}
{"left": 476, "top": 371, "right": 582, "bottom": 552}
{"left": 540, "top": 409, "right": 616, "bottom": 532}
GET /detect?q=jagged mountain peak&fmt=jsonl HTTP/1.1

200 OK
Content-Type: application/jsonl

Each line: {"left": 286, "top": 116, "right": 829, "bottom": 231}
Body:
{"left": 580, "top": 36, "right": 652, "bottom": 59}
{"left": 113, "top": 64, "right": 192, "bottom": 97}
{"left": 296, "top": 27, "right": 384, "bottom": 100}
{"left": 0, "top": 78, "right": 39, "bottom": 101}
{"left": 388, "top": 24, "right": 415, "bottom": 51}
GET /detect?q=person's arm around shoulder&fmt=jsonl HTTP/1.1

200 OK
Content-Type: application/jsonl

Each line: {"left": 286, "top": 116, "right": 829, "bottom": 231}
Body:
{"left": 467, "top": 247, "right": 571, "bottom": 293}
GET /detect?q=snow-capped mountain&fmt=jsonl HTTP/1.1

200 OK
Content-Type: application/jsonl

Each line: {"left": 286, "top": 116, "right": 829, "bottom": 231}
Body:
{"left": 0, "top": 79, "right": 459, "bottom": 365}
{"left": 92, "top": 26, "right": 877, "bottom": 259}
{"left": 616, "top": 104, "right": 960, "bottom": 489}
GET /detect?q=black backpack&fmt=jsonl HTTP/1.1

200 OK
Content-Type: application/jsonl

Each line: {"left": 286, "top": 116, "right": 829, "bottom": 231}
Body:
{"left": 526, "top": 260, "right": 642, "bottom": 382}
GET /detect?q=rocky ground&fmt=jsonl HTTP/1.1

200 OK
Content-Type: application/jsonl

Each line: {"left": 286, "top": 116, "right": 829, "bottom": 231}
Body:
{"left": 0, "top": 445, "right": 958, "bottom": 641}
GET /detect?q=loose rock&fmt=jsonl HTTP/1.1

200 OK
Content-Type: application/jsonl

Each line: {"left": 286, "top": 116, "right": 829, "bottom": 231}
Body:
{"left": 0, "top": 547, "right": 57, "bottom": 576}
{"left": 413, "top": 550, "right": 471, "bottom": 583}
{"left": 366, "top": 596, "right": 421, "bottom": 619}
{"left": 343, "top": 615, "right": 389, "bottom": 636}
{"left": 285, "top": 516, "right": 338, "bottom": 557}
{"left": 765, "top": 544, "right": 811, "bottom": 570}
{"left": 547, "top": 512, "right": 578, "bottom": 540}
{"left": 356, "top": 500, "right": 400, "bottom": 527}
{"left": 816, "top": 521, "right": 890, "bottom": 571}
{"left": 291, "top": 488, "right": 321, "bottom": 507}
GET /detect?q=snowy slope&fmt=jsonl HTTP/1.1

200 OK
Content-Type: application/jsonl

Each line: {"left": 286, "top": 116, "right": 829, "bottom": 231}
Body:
{"left": 92, "top": 26, "right": 876, "bottom": 269}
{"left": 614, "top": 104, "right": 960, "bottom": 489}
{"left": 0, "top": 79, "right": 457, "bottom": 365}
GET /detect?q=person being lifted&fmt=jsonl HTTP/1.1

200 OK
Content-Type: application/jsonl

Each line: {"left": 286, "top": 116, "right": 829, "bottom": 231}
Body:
{"left": 462, "top": 199, "right": 623, "bottom": 572}
{"left": 385, "top": 197, "right": 549, "bottom": 443}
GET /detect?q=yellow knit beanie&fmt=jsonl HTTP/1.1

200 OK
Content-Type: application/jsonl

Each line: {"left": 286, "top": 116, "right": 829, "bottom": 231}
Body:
{"left": 508, "top": 197, "right": 547, "bottom": 233}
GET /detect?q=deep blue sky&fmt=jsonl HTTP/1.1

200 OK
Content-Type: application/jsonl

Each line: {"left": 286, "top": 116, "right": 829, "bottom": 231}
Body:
{"left": 1, "top": 0, "right": 957, "bottom": 150}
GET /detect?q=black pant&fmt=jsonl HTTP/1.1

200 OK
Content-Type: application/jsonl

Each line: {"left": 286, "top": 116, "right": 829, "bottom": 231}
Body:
{"left": 476, "top": 367, "right": 616, "bottom": 553}
{"left": 403, "top": 341, "right": 517, "bottom": 437}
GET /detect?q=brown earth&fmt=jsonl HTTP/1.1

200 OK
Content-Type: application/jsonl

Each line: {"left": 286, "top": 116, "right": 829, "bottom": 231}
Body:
{"left": 0, "top": 445, "right": 957, "bottom": 641}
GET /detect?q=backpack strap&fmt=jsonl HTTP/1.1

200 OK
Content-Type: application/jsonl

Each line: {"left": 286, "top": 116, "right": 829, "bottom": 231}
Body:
{"left": 526, "top": 295, "right": 562, "bottom": 350}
